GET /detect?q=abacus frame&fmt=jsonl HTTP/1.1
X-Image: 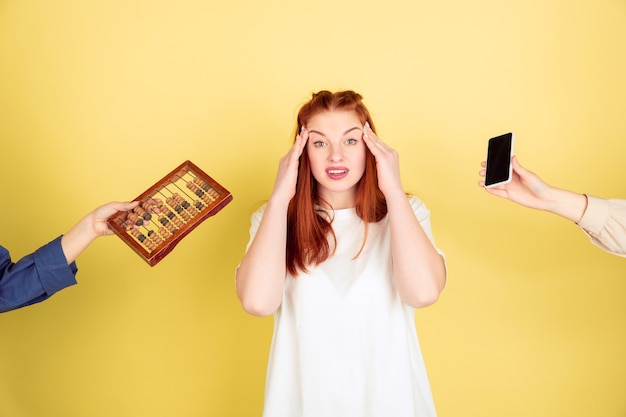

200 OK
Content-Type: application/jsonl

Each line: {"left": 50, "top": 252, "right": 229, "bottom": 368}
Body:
{"left": 107, "top": 160, "right": 233, "bottom": 266}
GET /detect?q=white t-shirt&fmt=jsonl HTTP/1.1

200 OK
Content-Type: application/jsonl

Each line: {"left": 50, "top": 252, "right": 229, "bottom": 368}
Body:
{"left": 245, "top": 195, "right": 444, "bottom": 417}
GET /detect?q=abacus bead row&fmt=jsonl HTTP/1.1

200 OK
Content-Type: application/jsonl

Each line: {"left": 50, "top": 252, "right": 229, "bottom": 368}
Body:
{"left": 172, "top": 193, "right": 199, "bottom": 216}
{"left": 158, "top": 215, "right": 178, "bottom": 234}
{"left": 123, "top": 215, "right": 165, "bottom": 252}
{"left": 193, "top": 176, "right": 211, "bottom": 192}
{"left": 186, "top": 182, "right": 214, "bottom": 205}
{"left": 193, "top": 177, "right": 221, "bottom": 200}
{"left": 128, "top": 228, "right": 158, "bottom": 251}
{"left": 166, "top": 196, "right": 191, "bottom": 222}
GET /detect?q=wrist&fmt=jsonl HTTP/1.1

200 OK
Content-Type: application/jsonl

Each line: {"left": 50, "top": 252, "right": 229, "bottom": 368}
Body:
{"left": 545, "top": 187, "right": 587, "bottom": 223}
{"left": 266, "top": 196, "right": 292, "bottom": 213}
{"left": 60, "top": 216, "right": 99, "bottom": 263}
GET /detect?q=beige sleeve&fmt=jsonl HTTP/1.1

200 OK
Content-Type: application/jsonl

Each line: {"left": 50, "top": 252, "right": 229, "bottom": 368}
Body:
{"left": 576, "top": 195, "right": 626, "bottom": 257}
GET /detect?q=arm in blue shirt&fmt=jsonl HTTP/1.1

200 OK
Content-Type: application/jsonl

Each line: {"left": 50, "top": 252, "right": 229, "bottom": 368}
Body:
{"left": 0, "top": 236, "right": 78, "bottom": 313}
{"left": 0, "top": 200, "right": 138, "bottom": 314}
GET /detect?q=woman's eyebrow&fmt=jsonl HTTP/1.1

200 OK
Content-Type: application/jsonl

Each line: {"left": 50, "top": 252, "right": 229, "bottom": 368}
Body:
{"left": 308, "top": 129, "right": 326, "bottom": 137}
{"left": 308, "top": 126, "right": 361, "bottom": 137}
{"left": 343, "top": 126, "right": 361, "bottom": 135}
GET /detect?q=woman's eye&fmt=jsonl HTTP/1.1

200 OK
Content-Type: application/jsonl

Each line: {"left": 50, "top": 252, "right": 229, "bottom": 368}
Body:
{"left": 346, "top": 138, "right": 357, "bottom": 145}
{"left": 313, "top": 141, "right": 327, "bottom": 148}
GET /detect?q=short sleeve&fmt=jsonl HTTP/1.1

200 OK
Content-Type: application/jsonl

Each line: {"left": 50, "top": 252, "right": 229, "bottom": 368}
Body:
{"left": 407, "top": 195, "right": 446, "bottom": 260}
{"left": 245, "top": 204, "right": 267, "bottom": 253}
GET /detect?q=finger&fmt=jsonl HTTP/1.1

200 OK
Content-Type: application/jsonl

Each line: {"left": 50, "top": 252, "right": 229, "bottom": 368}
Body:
{"left": 114, "top": 201, "right": 139, "bottom": 213}
{"left": 363, "top": 122, "right": 380, "bottom": 143}
{"left": 300, "top": 128, "right": 309, "bottom": 147}
{"left": 283, "top": 131, "right": 306, "bottom": 166}
{"left": 480, "top": 161, "right": 486, "bottom": 168}
{"left": 367, "top": 128, "right": 393, "bottom": 154}
{"left": 124, "top": 201, "right": 140, "bottom": 210}
{"left": 362, "top": 123, "right": 385, "bottom": 153}
{"left": 294, "top": 128, "right": 309, "bottom": 155}
{"left": 485, "top": 187, "right": 508, "bottom": 199}
{"left": 511, "top": 155, "right": 523, "bottom": 172}
{"left": 510, "top": 155, "right": 535, "bottom": 179}
{"left": 97, "top": 201, "right": 138, "bottom": 220}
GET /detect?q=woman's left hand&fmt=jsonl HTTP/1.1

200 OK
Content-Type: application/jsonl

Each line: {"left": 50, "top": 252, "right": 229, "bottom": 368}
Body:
{"left": 362, "top": 122, "right": 404, "bottom": 197}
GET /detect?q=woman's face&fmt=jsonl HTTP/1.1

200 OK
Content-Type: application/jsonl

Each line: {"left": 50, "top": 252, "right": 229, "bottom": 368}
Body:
{"left": 305, "top": 110, "right": 366, "bottom": 209}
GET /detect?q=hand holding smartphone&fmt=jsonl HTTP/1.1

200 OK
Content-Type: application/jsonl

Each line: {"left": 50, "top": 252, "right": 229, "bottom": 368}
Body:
{"left": 484, "top": 132, "right": 514, "bottom": 188}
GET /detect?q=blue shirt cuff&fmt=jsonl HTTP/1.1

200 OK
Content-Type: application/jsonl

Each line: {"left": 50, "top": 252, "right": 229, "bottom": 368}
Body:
{"left": 33, "top": 236, "right": 78, "bottom": 294}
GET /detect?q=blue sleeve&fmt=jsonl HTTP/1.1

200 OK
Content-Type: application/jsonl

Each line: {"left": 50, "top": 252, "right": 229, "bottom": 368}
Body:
{"left": 0, "top": 236, "right": 78, "bottom": 313}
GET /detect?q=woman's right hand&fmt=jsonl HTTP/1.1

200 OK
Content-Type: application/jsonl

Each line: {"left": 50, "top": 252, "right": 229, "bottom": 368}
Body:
{"left": 270, "top": 128, "right": 309, "bottom": 204}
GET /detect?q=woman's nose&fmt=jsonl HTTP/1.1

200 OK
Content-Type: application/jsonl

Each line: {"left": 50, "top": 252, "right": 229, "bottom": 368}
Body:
{"left": 328, "top": 145, "right": 343, "bottom": 162}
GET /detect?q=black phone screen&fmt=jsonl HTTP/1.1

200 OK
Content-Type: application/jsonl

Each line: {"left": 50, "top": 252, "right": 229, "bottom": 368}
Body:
{"left": 485, "top": 132, "right": 513, "bottom": 187}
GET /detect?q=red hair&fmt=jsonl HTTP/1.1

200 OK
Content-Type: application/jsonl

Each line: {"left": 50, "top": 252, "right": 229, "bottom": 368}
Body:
{"left": 286, "top": 90, "right": 387, "bottom": 276}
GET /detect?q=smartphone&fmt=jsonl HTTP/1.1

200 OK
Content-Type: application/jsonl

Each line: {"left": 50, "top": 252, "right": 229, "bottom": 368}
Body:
{"left": 484, "top": 132, "right": 514, "bottom": 188}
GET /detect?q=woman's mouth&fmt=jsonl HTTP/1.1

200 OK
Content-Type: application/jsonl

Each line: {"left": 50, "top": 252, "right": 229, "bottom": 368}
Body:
{"left": 326, "top": 167, "right": 349, "bottom": 180}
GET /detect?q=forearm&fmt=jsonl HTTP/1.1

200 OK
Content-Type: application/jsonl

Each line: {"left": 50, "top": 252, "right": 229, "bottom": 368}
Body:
{"left": 236, "top": 199, "right": 290, "bottom": 316}
{"left": 60, "top": 201, "right": 136, "bottom": 264}
{"left": 541, "top": 187, "right": 587, "bottom": 223}
{"left": 386, "top": 193, "right": 446, "bottom": 308}
{"left": 60, "top": 214, "right": 101, "bottom": 264}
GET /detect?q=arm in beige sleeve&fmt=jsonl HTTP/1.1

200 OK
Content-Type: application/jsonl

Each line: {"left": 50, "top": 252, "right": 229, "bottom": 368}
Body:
{"left": 576, "top": 196, "right": 626, "bottom": 257}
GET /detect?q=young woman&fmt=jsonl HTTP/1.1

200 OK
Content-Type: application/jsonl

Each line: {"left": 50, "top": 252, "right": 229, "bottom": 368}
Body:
{"left": 236, "top": 90, "right": 447, "bottom": 417}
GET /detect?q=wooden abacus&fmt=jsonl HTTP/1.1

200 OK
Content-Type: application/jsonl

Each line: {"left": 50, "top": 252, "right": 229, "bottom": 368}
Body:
{"left": 107, "top": 160, "right": 233, "bottom": 266}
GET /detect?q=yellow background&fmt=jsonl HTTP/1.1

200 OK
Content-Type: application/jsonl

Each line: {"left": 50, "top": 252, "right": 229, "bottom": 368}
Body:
{"left": 1, "top": 0, "right": 625, "bottom": 416}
